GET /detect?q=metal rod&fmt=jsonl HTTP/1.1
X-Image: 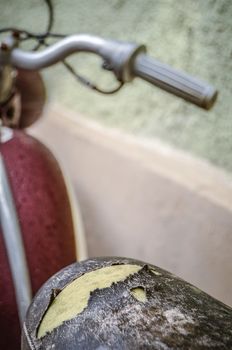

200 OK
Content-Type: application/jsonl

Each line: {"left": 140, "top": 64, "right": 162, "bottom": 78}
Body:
{"left": 0, "top": 152, "right": 32, "bottom": 325}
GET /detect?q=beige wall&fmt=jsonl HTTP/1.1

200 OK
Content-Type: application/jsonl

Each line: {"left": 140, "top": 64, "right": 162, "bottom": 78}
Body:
{"left": 31, "top": 105, "right": 232, "bottom": 307}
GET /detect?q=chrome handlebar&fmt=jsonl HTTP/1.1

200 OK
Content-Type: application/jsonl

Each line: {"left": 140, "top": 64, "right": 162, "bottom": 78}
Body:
{"left": 0, "top": 34, "right": 217, "bottom": 109}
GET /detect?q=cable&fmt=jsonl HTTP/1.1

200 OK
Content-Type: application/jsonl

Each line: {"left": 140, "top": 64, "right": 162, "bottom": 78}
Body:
{"left": 0, "top": 28, "right": 68, "bottom": 39}
{"left": 32, "top": 0, "right": 54, "bottom": 50}
{"left": 0, "top": 1, "right": 66, "bottom": 42}
{"left": 41, "top": 41, "right": 124, "bottom": 94}
{"left": 0, "top": 0, "right": 124, "bottom": 95}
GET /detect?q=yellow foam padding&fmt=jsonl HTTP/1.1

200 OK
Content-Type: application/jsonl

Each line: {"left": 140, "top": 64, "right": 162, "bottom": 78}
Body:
{"left": 38, "top": 264, "right": 141, "bottom": 338}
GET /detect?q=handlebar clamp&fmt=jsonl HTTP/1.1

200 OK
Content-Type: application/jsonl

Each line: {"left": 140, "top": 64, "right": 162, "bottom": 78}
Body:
{"left": 100, "top": 41, "right": 146, "bottom": 83}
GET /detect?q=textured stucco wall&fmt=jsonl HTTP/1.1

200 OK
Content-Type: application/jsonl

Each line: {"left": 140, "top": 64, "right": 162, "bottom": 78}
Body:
{"left": 1, "top": 0, "right": 232, "bottom": 170}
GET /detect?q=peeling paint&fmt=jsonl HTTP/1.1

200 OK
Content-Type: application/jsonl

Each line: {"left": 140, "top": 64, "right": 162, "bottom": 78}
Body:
{"left": 190, "top": 285, "right": 202, "bottom": 294}
{"left": 37, "top": 264, "right": 141, "bottom": 338}
{"left": 150, "top": 269, "right": 162, "bottom": 276}
{"left": 131, "top": 287, "right": 147, "bottom": 302}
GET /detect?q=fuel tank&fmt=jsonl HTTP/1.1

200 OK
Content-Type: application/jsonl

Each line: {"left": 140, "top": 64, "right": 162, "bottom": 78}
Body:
{"left": 0, "top": 127, "right": 78, "bottom": 349}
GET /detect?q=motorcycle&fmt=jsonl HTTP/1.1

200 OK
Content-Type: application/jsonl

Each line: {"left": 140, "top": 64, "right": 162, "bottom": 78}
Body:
{"left": 1, "top": 11, "right": 226, "bottom": 349}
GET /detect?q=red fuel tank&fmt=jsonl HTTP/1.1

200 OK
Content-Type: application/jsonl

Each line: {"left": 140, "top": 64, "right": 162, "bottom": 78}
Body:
{"left": 0, "top": 128, "right": 77, "bottom": 349}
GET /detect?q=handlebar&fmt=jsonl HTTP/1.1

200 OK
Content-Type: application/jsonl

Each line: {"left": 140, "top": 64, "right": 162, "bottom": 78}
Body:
{"left": 0, "top": 34, "right": 217, "bottom": 109}
{"left": 133, "top": 55, "right": 217, "bottom": 110}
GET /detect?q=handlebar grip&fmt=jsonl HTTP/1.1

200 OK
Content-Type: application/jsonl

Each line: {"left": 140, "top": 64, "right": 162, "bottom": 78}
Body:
{"left": 133, "top": 54, "right": 217, "bottom": 110}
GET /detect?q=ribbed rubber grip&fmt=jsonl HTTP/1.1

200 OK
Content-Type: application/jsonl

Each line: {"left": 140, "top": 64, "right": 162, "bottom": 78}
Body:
{"left": 133, "top": 54, "right": 217, "bottom": 110}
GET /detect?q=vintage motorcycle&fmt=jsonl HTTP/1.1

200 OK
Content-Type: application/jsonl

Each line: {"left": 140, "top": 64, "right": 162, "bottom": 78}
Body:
{"left": 2, "top": 7, "right": 230, "bottom": 349}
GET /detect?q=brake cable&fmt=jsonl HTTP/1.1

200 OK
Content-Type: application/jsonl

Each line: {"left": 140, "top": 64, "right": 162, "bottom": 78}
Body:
{"left": 0, "top": 0, "right": 124, "bottom": 95}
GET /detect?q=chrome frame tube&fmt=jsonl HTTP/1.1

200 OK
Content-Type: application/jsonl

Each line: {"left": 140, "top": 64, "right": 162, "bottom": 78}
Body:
{"left": 6, "top": 34, "right": 141, "bottom": 82}
{"left": 10, "top": 35, "right": 107, "bottom": 70}
{"left": 0, "top": 153, "right": 32, "bottom": 325}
